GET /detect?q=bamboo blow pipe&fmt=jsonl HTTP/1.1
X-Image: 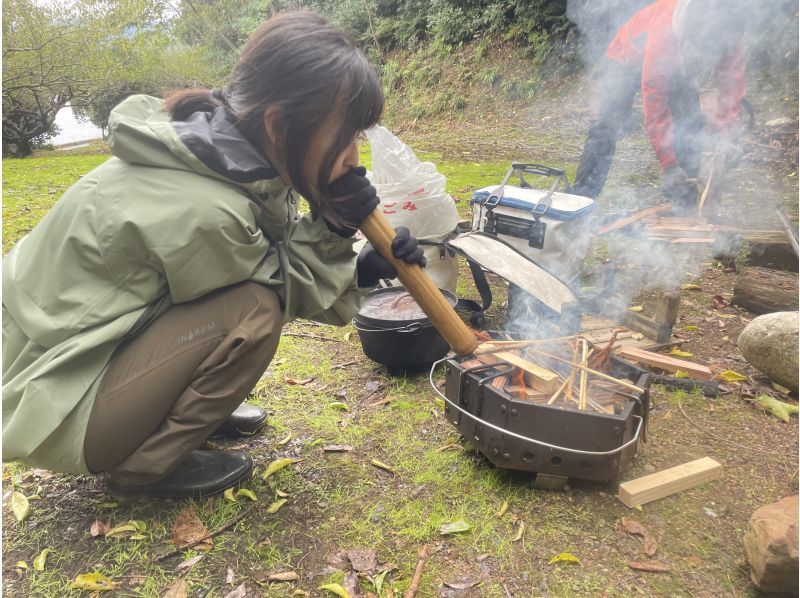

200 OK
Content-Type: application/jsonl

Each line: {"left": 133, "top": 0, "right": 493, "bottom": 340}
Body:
{"left": 359, "top": 210, "right": 479, "bottom": 356}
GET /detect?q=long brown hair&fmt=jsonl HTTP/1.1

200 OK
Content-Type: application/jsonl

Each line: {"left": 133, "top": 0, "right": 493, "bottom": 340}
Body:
{"left": 164, "top": 12, "right": 384, "bottom": 222}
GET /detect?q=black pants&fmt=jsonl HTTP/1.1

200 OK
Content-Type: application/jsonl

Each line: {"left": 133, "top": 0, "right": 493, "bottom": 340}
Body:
{"left": 571, "top": 60, "right": 707, "bottom": 199}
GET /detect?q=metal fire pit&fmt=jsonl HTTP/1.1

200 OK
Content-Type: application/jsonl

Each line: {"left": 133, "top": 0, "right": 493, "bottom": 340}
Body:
{"left": 431, "top": 355, "right": 651, "bottom": 483}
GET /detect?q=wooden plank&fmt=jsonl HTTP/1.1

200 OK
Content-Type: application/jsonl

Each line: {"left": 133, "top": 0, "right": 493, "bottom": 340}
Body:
{"left": 596, "top": 204, "right": 672, "bottom": 235}
{"left": 616, "top": 346, "right": 714, "bottom": 380}
{"left": 668, "top": 237, "right": 716, "bottom": 244}
{"left": 731, "top": 266, "right": 799, "bottom": 314}
{"left": 618, "top": 457, "right": 723, "bottom": 507}
{"left": 490, "top": 351, "right": 561, "bottom": 392}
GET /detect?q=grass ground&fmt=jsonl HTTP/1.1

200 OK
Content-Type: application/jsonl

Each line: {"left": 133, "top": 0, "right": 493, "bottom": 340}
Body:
{"left": 2, "top": 72, "right": 798, "bottom": 597}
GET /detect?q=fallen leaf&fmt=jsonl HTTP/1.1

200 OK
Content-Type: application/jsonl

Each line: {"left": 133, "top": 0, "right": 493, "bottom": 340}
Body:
{"left": 512, "top": 521, "right": 526, "bottom": 542}
{"left": 434, "top": 397, "right": 446, "bottom": 409}
{"left": 105, "top": 523, "right": 138, "bottom": 539}
{"left": 223, "top": 582, "right": 248, "bottom": 598}
{"left": 71, "top": 572, "right": 117, "bottom": 591}
{"left": 226, "top": 566, "right": 235, "bottom": 585}
{"left": 267, "top": 571, "right": 300, "bottom": 582}
{"left": 628, "top": 561, "right": 672, "bottom": 573}
{"left": 343, "top": 331, "right": 353, "bottom": 342}
{"left": 235, "top": 489, "right": 257, "bottom": 502}
{"left": 224, "top": 488, "right": 237, "bottom": 502}
{"left": 669, "top": 349, "right": 694, "bottom": 358}
{"left": 685, "top": 325, "right": 698, "bottom": 331}
{"left": 275, "top": 431, "right": 293, "bottom": 447}
{"left": 285, "top": 377, "right": 314, "bottom": 386}
{"left": 346, "top": 547, "right": 378, "bottom": 573}
{"left": 319, "top": 583, "right": 349, "bottom": 598}
{"left": 370, "top": 459, "right": 397, "bottom": 475}
{"left": 772, "top": 382, "right": 792, "bottom": 395}
{"left": 717, "top": 370, "right": 748, "bottom": 383}
{"left": 496, "top": 500, "right": 509, "bottom": 517}
{"left": 273, "top": 358, "right": 287, "bottom": 366}
{"left": 11, "top": 492, "right": 30, "bottom": 522}
{"left": 98, "top": 501, "right": 119, "bottom": 509}
{"left": 444, "top": 580, "right": 481, "bottom": 590}
{"left": 275, "top": 489, "right": 290, "bottom": 498}
{"left": 620, "top": 517, "right": 659, "bottom": 557}
{"left": 175, "top": 554, "right": 205, "bottom": 574}
{"left": 266, "top": 498, "right": 288, "bottom": 514}
{"left": 674, "top": 370, "right": 690, "bottom": 378}
{"left": 170, "top": 507, "right": 212, "bottom": 550}
{"left": 439, "top": 519, "right": 472, "bottom": 535}
{"left": 90, "top": 520, "right": 111, "bottom": 538}
{"left": 162, "top": 578, "right": 189, "bottom": 598}
{"left": 711, "top": 295, "right": 728, "bottom": 309}
{"left": 262, "top": 458, "right": 301, "bottom": 479}
{"left": 549, "top": 552, "right": 581, "bottom": 566}
{"left": 364, "top": 380, "right": 383, "bottom": 393}
{"left": 681, "top": 284, "right": 703, "bottom": 290}
{"left": 628, "top": 305, "right": 643, "bottom": 312}
{"left": 322, "top": 445, "right": 353, "bottom": 452}
{"left": 754, "top": 395, "right": 800, "bottom": 423}
{"left": 33, "top": 548, "right": 51, "bottom": 571}
{"left": 327, "top": 401, "right": 349, "bottom": 411}
{"left": 373, "top": 570, "right": 389, "bottom": 594}
{"left": 15, "top": 561, "right": 28, "bottom": 572}
{"left": 631, "top": 333, "right": 644, "bottom": 340}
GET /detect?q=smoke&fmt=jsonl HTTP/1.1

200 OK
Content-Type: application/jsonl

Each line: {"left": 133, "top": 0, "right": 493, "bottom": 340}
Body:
{"left": 504, "top": 0, "right": 798, "bottom": 338}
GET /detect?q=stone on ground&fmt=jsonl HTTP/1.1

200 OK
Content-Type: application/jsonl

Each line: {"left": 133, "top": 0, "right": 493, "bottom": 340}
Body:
{"left": 737, "top": 311, "right": 799, "bottom": 392}
{"left": 743, "top": 495, "right": 799, "bottom": 593}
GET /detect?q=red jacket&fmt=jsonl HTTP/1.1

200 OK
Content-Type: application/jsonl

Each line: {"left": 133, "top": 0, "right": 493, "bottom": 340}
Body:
{"left": 605, "top": 0, "right": 745, "bottom": 168}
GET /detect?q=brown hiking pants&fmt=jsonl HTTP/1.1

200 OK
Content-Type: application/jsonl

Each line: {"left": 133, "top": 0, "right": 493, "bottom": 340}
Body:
{"left": 83, "top": 282, "right": 282, "bottom": 486}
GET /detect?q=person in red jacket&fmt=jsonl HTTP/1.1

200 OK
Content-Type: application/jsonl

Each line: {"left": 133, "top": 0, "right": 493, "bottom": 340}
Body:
{"left": 570, "top": 0, "right": 746, "bottom": 206}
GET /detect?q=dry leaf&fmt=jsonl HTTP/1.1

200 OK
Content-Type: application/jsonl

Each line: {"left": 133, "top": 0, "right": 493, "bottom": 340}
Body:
{"left": 105, "top": 523, "right": 138, "bottom": 540}
{"left": 439, "top": 519, "right": 471, "bottom": 535}
{"left": 717, "top": 370, "right": 748, "bottom": 383}
{"left": 669, "top": 349, "right": 694, "bottom": 358}
{"left": 343, "top": 331, "right": 352, "bottom": 342}
{"left": 322, "top": 445, "right": 353, "bottom": 452}
{"left": 11, "top": 492, "right": 30, "bottom": 522}
{"left": 275, "top": 489, "right": 290, "bottom": 498}
{"left": 170, "top": 507, "right": 212, "bottom": 550}
{"left": 512, "top": 521, "right": 526, "bottom": 542}
{"left": 628, "top": 305, "right": 643, "bottom": 312}
{"left": 319, "top": 583, "right": 349, "bottom": 598}
{"left": 327, "top": 401, "right": 349, "bottom": 411}
{"left": 71, "top": 572, "right": 117, "bottom": 591}
{"left": 175, "top": 554, "right": 205, "bottom": 574}
{"left": 162, "top": 579, "right": 189, "bottom": 598}
{"left": 90, "top": 520, "right": 111, "bottom": 538}
{"left": 223, "top": 582, "right": 248, "bottom": 598}
{"left": 373, "top": 570, "right": 389, "bottom": 594}
{"left": 275, "top": 431, "right": 293, "bottom": 446}
{"left": 224, "top": 488, "right": 237, "bottom": 502}
{"left": 754, "top": 395, "right": 800, "bottom": 423}
{"left": 549, "top": 552, "right": 581, "bottom": 565}
{"left": 370, "top": 459, "right": 397, "bottom": 475}
{"left": 262, "top": 458, "right": 301, "bottom": 479}
{"left": 628, "top": 561, "right": 672, "bottom": 573}
{"left": 711, "top": 295, "right": 728, "bottom": 309}
{"left": 33, "top": 548, "right": 51, "bottom": 571}
{"left": 620, "top": 517, "right": 659, "bottom": 557}
{"left": 267, "top": 571, "right": 300, "bottom": 582}
{"left": 346, "top": 547, "right": 378, "bottom": 573}
{"left": 496, "top": 500, "right": 509, "bottom": 517}
{"left": 444, "top": 580, "right": 481, "bottom": 590}
{"left": 235, "top": 489, "right": 257, "bottom": 502}
{"left": 284, "top": 377, "right": 314, "bottom": 386}
{"left": 226, "top": 566, "right": 235, "bottom": 585}
{"left": 681, "top": 284, "right": 703, "bottom": 290}
{"left": 266, "top": 498, "right": 288, "bottom": 514}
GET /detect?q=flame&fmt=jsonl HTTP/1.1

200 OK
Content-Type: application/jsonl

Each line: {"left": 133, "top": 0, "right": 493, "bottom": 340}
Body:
{"left": 514, "top": 368, "right": 526, "bottom": 400}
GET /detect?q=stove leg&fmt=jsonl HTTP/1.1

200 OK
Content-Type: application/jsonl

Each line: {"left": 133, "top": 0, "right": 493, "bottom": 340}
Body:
{"left": 533, "top": 473, "right": 568, "bottom": 491}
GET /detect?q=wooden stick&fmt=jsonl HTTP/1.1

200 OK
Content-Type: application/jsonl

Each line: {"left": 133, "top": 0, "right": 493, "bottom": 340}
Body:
{"left": 404, "top": 544, "right": 429, "bottom": 598}
{"left": 595, "top": 204, "right": 672, "bottom": 235}
{"left": 579, "top": 340, "right": 588, "bottom": 410}
{"left": 547, "top": 375, "right": 571, "bottom": 405}
{"left": 565, "top": 337, "right": 579, "bottom": 403}
{"left": 526, "top": 348, "right": 645, "bottom": 393}
{"left": 360, "top": 210, "right": 478, "bottom": 356}
{"left": 474, "top": 336, "right": 579, "bottom": 354}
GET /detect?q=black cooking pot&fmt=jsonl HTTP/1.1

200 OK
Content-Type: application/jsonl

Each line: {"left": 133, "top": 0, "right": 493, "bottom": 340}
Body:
{"left": 353, "top": 286, "right": 458, "bottom": 369}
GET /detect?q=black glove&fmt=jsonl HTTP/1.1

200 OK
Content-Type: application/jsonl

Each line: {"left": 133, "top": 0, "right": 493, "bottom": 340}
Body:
{"left": 357, "top": 226, "right": 427, "bottom": 288}
{"left": 661, "top": 164, "right": 698, "bottom": 208}
{"left": 324, "top": 166, "right": 380, "bottom": 238}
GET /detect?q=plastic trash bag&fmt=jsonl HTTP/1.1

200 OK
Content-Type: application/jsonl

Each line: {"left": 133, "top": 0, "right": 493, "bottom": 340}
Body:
{"left": 366, "top": 125, "right": 459, "bottom": 293}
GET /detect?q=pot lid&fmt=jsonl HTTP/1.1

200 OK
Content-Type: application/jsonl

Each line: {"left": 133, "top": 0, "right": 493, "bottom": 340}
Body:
{"left": 358, "top": 287, "right": 457, "bottom": 322}
{"left": 446, "top": 232, "right": 576, "bottom": 313}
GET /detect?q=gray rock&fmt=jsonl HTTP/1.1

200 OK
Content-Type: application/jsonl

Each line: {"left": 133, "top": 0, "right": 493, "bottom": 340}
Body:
{"left": 737, "top": 311, "right": 799, "bottom": 392}
{"left": 743, "top": 495, "right": 799, "bottom": 593}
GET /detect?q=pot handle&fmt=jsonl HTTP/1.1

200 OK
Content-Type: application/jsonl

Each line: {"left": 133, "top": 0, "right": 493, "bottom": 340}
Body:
{"left": 429, "top": 358, "right": 643, "bottom": 457}
{"left": 351, "top": 319, "right": 425, "bottom": 334}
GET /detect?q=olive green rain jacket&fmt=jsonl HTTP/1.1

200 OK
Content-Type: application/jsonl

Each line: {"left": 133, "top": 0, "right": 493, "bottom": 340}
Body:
{"left": 3, "top": 95, "right": 363, "bottom": 473}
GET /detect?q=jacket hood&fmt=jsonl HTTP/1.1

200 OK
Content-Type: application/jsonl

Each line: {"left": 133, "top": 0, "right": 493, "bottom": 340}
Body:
{"left": 108, "top": 94, "right": 287, "bottom": 197}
